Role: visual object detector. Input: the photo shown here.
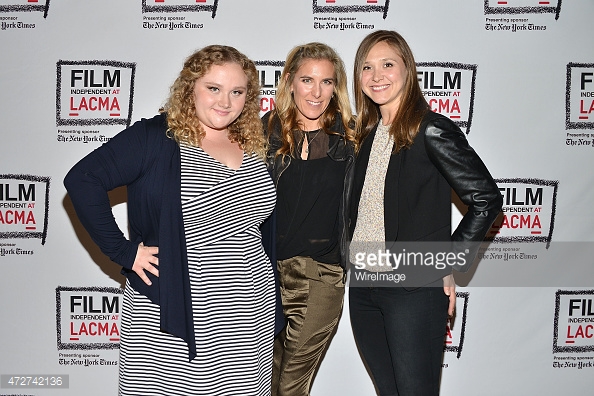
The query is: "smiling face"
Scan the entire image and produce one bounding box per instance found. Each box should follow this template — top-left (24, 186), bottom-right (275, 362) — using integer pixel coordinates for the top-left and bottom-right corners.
top-left (289, 58), bottom-right (336, 131)
top-left (360, 40), bottom-right (408, 124)
top-left (192, 62), bottom-right (248, 135)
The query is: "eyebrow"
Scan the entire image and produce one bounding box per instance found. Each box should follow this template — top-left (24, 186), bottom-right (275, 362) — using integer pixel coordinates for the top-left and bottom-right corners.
top-left (297, 74), bottom-right (335, 81)
top-left (365, 57), bottom-right (398, 63)
top-left (201, 80), bottom-right (247, 90)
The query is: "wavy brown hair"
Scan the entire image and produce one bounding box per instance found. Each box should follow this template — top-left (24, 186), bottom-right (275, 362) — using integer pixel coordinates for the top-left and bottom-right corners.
top-left (353, 30), bottom-right (429, 153)
top-left (269, 42), bottom-right (354, 158)
top-left (163, 45), bottom-right (266, 158)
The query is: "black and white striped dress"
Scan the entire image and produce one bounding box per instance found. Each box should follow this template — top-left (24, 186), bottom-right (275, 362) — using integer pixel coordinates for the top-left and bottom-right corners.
top-left (118, 145), bottom-right (276, 396)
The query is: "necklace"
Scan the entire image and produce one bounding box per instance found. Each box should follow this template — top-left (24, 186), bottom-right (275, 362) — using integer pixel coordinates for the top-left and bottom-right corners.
top-left (303, 129), bottom-right (322, 155)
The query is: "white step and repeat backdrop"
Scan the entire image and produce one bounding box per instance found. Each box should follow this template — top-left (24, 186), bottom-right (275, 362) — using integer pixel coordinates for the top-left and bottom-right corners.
top-left (1, 1), bottom-right (594, 395)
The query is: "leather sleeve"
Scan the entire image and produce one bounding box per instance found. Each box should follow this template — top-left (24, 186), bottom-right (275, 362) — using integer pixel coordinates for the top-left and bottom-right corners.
top-left (424, 115), bottom-right (503, 271)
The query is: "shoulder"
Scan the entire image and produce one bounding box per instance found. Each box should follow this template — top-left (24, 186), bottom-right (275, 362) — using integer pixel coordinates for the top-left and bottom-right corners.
top-left (122, 113), bottom-right (171, 144)
top-left (331, 112), bottom-right (348, 136)
top-left (421, 111), bottom-right (466, 145)
top-left (261, 111), bottom-right (280, 134)
top-left (262, 111), bottom-right (281, 134)
top-left (105, 113), bottom-right (176, 161)
top-left (261, 110), bottom-right (272, 126)
top-left (334, 114), bottom-right (356, 155)
top-left (134, 113), bottom-right (168, 136)
top-left (262, 111), bottom-right (282, 149)
top-left (422, 110), bottom-right (457, 130)
top-left (357, 121), bottom-right (379, 151)
top-left (419, 111), bottom-right (480, 170)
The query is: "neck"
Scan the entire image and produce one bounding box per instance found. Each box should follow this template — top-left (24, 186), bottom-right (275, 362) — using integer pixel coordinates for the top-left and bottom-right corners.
top-left (379, 101), bottom-right (399, 126)
top-left (298, 119), bottom-right (322, 132)
top-left (203, 129), bottom-right (230, 143)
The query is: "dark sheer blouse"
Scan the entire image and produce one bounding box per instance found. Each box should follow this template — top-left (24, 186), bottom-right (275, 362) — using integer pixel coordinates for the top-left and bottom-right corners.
top-left (276, 130), bottom-right (346, 264)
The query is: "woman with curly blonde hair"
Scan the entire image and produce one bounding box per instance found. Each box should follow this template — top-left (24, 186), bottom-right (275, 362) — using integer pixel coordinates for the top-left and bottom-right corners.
top-left (65, 45), bottom-right (278, 395)
top-left (165, 45), bottom-right (267, 159)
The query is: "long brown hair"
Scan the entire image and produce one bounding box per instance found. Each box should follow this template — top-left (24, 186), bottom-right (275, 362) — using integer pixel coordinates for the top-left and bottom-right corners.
top-left (163, 45), bottom-right (266, 159)
top-left (270, 42), bottom-right (354, 158)
top-left (353, 30), bottom-right (428, 153)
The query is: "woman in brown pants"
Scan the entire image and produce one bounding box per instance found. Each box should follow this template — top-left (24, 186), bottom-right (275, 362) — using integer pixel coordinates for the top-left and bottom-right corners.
top-left (262, 42), bottom-right (355, 396)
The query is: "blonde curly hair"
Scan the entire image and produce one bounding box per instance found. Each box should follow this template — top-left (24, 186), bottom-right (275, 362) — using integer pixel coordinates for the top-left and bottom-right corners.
top-left (163, 45), bottom-right (266, 159)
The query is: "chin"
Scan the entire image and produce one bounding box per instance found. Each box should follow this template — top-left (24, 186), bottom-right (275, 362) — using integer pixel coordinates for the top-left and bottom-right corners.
top-left (306, 113), bottom-right (324, 121)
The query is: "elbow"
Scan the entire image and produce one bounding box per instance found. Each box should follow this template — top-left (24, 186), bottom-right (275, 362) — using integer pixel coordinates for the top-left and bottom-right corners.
top-left (63, 167), bottom-right (80, 194)
top-left (474, 186), bottom-right (503, 214)
top-left (469, 189), bottom-right (503, 228)
top-left (486, 189), bottom-right (503, 214)
top-left (63, 169), bottom-right (74, 193)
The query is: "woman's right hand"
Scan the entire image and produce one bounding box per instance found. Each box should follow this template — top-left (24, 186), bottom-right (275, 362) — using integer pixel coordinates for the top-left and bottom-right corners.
top-left (132, 242), bottom-right (159, 285)
top-left (442, 273), bottom-right (456, 318)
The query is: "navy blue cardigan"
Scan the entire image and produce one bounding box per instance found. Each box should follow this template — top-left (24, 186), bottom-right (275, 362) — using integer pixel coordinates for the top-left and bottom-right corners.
top-left (65, 113), bottom-right (284, 360)
top-left (65, 113), bottom-right (197, 359)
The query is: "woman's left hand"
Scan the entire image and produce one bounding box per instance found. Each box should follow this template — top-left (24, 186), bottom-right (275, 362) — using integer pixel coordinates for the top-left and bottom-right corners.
top-left (442, 273), bottom-right (456, 317)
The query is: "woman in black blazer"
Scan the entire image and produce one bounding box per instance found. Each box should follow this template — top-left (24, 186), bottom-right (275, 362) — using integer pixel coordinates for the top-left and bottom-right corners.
top-left (348, 30), bottom-right (502, 395)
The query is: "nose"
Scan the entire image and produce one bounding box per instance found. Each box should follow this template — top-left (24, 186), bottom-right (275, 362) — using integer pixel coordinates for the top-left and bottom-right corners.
top-left (219, 94), bottom-right (231, 108)
top-left (312, 84), bottom-right (322, 98)
top-left (372, 68), bottom-right (383, 82)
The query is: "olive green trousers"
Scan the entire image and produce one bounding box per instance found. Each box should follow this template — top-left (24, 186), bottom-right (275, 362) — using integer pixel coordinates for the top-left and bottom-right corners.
top-left (271, 256), bottom-right (345, 396)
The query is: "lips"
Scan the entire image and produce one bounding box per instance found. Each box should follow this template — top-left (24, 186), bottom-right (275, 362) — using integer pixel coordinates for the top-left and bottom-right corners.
top-left (213, 109), bottom-right (231, 116)
top-left (370, 84), bottom-right (390, 92)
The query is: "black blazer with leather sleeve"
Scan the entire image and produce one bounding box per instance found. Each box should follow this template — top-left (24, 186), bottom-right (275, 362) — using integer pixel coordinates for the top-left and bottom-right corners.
top-left (349, 111), bottom-right (503, 279)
